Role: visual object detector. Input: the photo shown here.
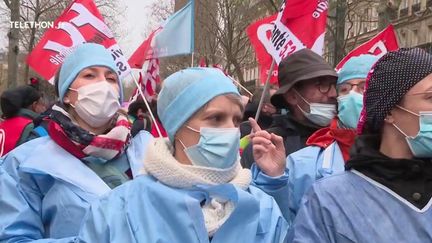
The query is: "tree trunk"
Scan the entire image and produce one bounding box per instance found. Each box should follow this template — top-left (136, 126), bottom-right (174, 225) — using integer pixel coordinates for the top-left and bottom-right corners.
top-left (378, 0), bottom-right (401, 30)
top-left (23, 30), bottom-right (35, 83)
top-left (24, 0), bottom-right (42, 84)
top-left (334, 0), bottom-right (347, 65)
top-left (7, 0), bottom-right (20, 88)
top-left (232, 58), bottom-right (245, 85)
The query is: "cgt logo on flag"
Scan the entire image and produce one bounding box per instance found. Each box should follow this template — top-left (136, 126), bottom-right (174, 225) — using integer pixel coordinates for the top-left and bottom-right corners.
top-left (27, 0), bottom-right (131, 83)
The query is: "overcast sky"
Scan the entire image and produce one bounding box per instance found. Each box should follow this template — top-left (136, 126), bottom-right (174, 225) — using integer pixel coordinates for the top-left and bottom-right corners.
top-left (117, 0), bottom-right (161, 57)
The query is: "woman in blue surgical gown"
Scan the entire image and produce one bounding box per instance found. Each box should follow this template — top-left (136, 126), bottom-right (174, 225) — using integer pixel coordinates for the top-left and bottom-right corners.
top-left (0, 43), bottom-right (152, 242)
top-left (76, 67), bottom-right (290, 243)
top-left (288, 48), bottom-right (432, 242)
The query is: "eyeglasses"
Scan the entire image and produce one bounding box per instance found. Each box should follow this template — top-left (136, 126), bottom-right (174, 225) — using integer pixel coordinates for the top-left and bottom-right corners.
top-left (314, 80), bottom-right (336, 94)
top-left (337, 81), bottom-right (366, 95)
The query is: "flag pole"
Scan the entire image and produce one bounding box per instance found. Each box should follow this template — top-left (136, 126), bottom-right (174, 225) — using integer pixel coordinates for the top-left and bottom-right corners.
top-left (129, 71), bottom-right (163, 137)
top-left (228, 75), bottom-right (253, 97)
top-left (255, 59), bottom-right (275, 121)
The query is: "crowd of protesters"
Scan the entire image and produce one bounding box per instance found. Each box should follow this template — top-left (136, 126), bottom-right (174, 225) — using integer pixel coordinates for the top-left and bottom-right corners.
top-left (0, 43), bottom-right (431, 242)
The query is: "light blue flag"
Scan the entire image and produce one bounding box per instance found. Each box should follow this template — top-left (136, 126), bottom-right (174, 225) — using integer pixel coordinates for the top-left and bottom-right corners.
top-left (153, 0), bottom-right (194, 58)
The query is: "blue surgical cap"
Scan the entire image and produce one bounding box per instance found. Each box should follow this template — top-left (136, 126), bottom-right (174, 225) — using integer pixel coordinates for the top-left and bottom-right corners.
top-left (337, 54), bottom-right (379, 85)
top-left (157, 67), bottom-right (240, 142)
top-left (57, 43), bottom-right (123, 102)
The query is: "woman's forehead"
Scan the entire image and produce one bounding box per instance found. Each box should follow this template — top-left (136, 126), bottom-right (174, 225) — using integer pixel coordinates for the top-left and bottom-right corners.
top-left (207, 95), bottom-right (241, 108)
top-left (406, 73), bottom-right (432, 95)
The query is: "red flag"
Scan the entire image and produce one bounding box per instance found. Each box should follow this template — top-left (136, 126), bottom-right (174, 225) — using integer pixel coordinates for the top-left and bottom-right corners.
top-left (264, 0), bottom-right (328, 64)
top-left (129, 58), bottom-right (160, 103)
top-left (336, 25), bottom-right (399, 71)
top-left (247, 14), bottom-right (278, 85)
top-left (144, 58), bottom-right (160, 98)
top-left (26, 0), bottom-right (131, 83)
top-left (198, 57), bottom-right (207, 67)
top-left (128, 29), bottom-right (159, 69)
top-left (279, 0), bottom-right (317, 20)
top-left (128, 1), bottom-right (194, 67)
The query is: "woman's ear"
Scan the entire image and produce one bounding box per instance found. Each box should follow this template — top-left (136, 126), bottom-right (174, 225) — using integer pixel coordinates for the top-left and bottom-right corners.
top-left (384, 111), bottom-right (394, 124)
top-left (31, 101), bottom-right (39, 111)
top-left (63, 95), bottom-right (71, 105)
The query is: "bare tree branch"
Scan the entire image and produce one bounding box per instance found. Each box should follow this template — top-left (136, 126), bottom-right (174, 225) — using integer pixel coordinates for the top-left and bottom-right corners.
top-left (3, 0), bottom-right (10, 9)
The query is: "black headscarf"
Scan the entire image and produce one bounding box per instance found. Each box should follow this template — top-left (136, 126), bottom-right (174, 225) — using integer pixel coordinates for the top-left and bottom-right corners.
top-left (358, 48), bottom-right (432, 134)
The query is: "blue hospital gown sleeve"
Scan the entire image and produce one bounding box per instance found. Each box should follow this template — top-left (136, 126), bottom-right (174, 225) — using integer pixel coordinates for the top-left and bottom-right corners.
top-left (251, 163), bottom-right (291, 221)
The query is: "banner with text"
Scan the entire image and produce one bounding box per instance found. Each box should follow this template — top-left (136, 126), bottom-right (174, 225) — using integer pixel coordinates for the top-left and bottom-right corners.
top-left (264, 0), bottom-right (328, 64)
top-left (27, 0), bottom-right (131, 83)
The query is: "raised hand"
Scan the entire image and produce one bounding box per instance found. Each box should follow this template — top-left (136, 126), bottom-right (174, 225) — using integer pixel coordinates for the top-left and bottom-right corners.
top-left (249, 117), bottom-right (286, 177)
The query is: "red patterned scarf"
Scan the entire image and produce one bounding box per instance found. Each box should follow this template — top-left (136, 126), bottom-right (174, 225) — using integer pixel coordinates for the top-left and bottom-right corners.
top-left (47, 104), bottom-right (131, 161)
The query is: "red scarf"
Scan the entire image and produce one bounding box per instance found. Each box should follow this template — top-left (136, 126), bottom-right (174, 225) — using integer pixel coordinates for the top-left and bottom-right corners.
top-left (48, 105), bottom-right (131, 161)
top-left (306, 118), bottom-right (357, 162)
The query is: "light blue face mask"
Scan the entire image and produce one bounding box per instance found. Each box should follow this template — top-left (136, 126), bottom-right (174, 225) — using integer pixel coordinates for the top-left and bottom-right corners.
top-left (181, 126), bottom-right (240, 169)
top-left (337, 90), bottom-right (364, 129)
top-left (393, 106), bottom-right (432, 158)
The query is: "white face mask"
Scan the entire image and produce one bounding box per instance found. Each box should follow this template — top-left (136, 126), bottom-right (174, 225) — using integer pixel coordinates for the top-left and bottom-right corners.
top-left (295, 90), bottom-right (336, 127)
top-left (69, 81), bottom-right (120, 127)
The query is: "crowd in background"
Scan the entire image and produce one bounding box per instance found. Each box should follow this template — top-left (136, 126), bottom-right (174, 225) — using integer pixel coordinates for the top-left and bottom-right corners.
top-left (0, 43), bottom-right (432, 242)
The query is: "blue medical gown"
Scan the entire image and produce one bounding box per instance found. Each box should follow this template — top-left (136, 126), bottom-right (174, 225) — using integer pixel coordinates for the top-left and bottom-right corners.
top-left (288, 171), bottom-right (432, 242)
top-left (76, 174), bottom-right (289, 243)
top-left (0, 131), bottom-right (152, 242)
top-left (286, 142), bottom-right (345, 221)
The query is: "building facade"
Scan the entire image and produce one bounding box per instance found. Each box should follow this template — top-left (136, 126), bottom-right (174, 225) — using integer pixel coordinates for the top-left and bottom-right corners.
top-left (339, 0), bottom-right (432, 63)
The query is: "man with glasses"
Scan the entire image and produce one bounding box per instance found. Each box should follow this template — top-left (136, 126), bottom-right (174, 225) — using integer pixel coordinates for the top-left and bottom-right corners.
top-left (284, 54), bottom-right (379, 221)
top-left (241, 48), bottom-right (338, 169)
